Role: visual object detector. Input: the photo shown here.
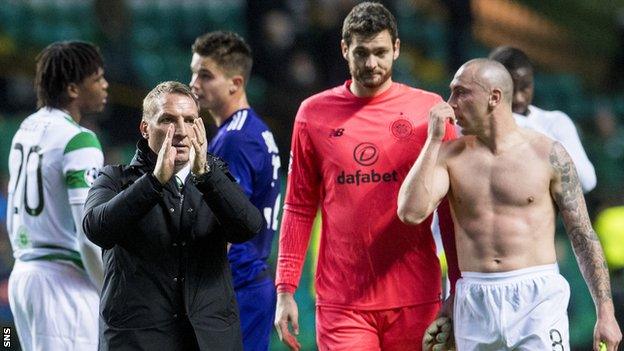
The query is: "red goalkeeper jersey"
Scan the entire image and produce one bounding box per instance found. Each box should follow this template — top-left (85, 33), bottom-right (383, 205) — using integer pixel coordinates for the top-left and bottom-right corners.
top-left (277, 81), bottom-right (457, 309)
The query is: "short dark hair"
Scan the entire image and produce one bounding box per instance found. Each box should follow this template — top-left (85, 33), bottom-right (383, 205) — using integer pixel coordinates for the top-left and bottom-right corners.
top-left (342, 2), bottom-right (398, 46)
top-left (192, 31), bottom-right (253, 84)
top-left (488, 46), bottom-right (533, 74)
top-left (34, 41), bottom-right (104, 109)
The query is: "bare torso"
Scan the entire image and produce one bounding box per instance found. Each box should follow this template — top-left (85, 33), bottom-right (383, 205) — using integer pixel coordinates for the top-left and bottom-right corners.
top-left (444, 129), bottom-right (558, 272)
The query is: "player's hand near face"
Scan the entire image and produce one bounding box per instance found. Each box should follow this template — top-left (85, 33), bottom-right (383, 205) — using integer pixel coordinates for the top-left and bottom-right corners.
top-left (275, 292), bottom-right (301, 351)
top-left (428, 102), bottom-right (456, 141)
top-left (153, 125), bottom-right (177, 185)
top-left (190, 117), bottom-right (208, 176)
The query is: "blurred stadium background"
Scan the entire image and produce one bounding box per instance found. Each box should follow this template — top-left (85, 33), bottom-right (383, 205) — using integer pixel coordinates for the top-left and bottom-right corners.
top-left (0, 0), bottom-right (623, 350)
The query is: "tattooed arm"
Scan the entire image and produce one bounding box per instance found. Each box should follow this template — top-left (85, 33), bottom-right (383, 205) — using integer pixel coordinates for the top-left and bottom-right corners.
top-left (549, 141), bottom-right (622, 351)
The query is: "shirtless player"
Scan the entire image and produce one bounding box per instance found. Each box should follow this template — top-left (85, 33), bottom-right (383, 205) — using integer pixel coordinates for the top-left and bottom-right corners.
top-left (398, 59), bottom-right (621, 351)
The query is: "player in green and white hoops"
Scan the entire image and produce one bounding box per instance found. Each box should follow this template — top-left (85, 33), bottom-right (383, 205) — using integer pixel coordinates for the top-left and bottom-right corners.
top-left (6, 41), bottom-right (108, 351)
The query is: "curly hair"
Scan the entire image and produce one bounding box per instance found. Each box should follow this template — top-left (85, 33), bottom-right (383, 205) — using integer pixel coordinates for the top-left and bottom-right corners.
top-left (342, 2), bottom-right (398, 46)
top-left (192, 31), bottom-right (253, 83)
top-left (34, 41), bottom-right (103, 109)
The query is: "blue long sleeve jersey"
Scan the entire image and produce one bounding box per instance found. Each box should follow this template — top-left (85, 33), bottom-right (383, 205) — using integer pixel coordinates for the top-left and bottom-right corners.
top-left (208, 108), bottom-right (281, 288)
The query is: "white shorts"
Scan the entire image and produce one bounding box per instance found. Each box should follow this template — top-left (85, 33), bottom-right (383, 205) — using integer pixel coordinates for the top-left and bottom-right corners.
top-left (454, 264), bottom-right (570, 351)
top-left (9, 260), bottom-right (99, 351)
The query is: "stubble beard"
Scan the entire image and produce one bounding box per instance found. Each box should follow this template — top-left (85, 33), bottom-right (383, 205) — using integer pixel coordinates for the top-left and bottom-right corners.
top-left (198, 98), bottom-right (212, 112)
top-left (356, 67), bottom-right (392, 89)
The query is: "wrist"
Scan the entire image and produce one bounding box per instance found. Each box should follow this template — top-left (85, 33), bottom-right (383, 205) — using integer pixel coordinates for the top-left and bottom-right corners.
top-left (193, 162), bottom-right (211, 177)
top-left (151, 172), bottom-right (167, 185)
top-left (277, 292), bottom-right (294, 299)
top-left (596, 301), bottom-right (615, 318)
top-left (276, 283), bottom-right (296, 295)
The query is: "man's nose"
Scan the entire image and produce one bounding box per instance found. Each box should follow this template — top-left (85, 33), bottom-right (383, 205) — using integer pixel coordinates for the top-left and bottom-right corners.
top-left (365, 55), bottom-right (377, 69)
top-left (447, 95), bottom-right (456, 107)
top-left (190, 74), bottom-right (198, 90)
top-left (174, 119), bottom-right (188, 136)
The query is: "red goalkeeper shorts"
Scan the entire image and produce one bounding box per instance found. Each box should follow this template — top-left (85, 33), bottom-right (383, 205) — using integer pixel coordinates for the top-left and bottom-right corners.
top-left (316, 300), bottom-right (440, 351)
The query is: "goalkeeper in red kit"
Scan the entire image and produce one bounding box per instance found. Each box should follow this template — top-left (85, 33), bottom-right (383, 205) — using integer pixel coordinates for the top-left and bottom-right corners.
top-left (273, 2), bottom-right (459, 350)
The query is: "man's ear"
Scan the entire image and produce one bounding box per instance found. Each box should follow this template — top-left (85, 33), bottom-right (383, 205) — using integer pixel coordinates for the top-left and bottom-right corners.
top-left (139, 119), bottom-right (149, 139)
top-left (393, 39), bottom-right (401, 60)
top-left (67, 82), bottom-right (79, 99)
top-left (229, 75), bottom-right (245, 95)
top-left (341, 39), bottom-right (349, 60)
top-left (489, 88), bottom-right (502, 108)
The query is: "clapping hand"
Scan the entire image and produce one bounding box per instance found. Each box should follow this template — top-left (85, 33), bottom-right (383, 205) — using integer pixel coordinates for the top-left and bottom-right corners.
top-left (153, 125), bottom-right (177, 185)
top-left (189, 117), bottom-right (208, 176)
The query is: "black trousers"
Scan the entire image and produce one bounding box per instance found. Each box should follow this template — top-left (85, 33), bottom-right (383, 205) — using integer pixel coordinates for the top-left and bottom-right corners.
top-left (99, 316), bottom-right (242, 351)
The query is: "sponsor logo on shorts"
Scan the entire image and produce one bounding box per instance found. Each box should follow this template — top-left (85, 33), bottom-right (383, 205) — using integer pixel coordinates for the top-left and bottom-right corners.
top-left (17, 226), bottom-right (30, 249)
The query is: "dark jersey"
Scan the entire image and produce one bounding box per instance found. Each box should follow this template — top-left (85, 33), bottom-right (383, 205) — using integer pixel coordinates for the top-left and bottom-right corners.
top-left (209, 108), bottom-right (281, 288)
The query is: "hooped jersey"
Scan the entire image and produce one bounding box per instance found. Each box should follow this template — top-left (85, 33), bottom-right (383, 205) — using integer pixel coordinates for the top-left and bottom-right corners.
top-left (6, 107), bottom-right (103, 267)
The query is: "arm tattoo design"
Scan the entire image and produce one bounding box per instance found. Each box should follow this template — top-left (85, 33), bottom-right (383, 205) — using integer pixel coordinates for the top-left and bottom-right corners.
top-left (549, 142), bottom-right (612, 304)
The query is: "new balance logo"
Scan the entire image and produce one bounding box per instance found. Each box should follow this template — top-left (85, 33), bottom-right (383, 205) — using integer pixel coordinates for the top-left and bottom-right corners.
top-left (329, 128), bottom-right (345, 137)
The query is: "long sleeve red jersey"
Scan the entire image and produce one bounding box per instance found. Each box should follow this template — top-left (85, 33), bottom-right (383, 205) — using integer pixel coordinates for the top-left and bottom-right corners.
top-left (277, 81), bottom-right (457, 309)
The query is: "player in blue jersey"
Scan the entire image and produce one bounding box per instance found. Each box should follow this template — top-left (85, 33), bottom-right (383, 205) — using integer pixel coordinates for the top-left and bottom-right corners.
top-left (190, 31), bottom-right (281, 351)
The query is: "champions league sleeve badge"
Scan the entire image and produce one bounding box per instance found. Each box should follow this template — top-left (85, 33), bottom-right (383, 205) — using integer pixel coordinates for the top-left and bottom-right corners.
top-left (84, 167), bottom-right (99, 187)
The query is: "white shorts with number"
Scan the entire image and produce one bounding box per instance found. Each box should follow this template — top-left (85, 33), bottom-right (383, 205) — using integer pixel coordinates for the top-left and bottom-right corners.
top-left (8, 260), bottom-right (99, 351)
top-left (454, 263), bottom-right (570, 351)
